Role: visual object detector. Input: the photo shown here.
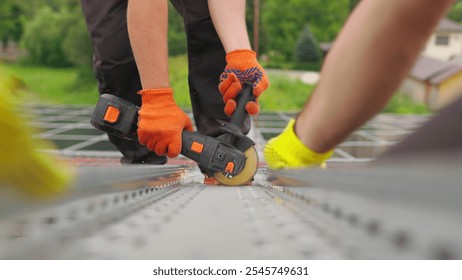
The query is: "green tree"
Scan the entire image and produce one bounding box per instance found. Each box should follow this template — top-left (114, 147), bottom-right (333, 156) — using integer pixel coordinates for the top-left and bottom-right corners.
top-left (262, 0), bottom-right (350, 63)
top-left (21, 5), bottom-right (92, 68)
top-left (62, 21), bottom-right (92, 67)
top-left (62, 11), bottom-right (94, 87)
top-left (17, 0), bottom-right (80, 17)
top-left (294, 24), bottom-right (320, 64)
top-left (448, 2), bottom-right (462, 23)
top-left (0, 0), bottom-right (24, 48)
top-left (20, 7), bottom-right (75, 67)
top-left (0, 0), bottom-right (78, 49)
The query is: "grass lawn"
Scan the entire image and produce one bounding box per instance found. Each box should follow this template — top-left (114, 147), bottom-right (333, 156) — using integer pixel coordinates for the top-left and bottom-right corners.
top-left (0, 56), bottom-right (315, 111)
top-left (0, 56), bottom-right (194, 107)
top-left (262, 75), bottom-right (313, 110)
top-left (1, 56), bottom-right (429, 114)
top-left (0, 64), bottom-right (98, 104)
top-left (383, 92), bottom-right (430, 114)
top-left (1, 63), bottom-right (99, 105)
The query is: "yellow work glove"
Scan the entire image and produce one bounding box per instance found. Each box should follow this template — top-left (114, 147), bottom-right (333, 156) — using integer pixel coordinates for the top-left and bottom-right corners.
top-left (0, 91), bottom-right (74, 198)
top-left (264, 119), bottom-right (333, 169)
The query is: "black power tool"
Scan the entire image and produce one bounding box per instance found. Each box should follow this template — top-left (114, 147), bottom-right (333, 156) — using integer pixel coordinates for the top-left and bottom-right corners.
top-left (90, 83), bottom-right (258, 185)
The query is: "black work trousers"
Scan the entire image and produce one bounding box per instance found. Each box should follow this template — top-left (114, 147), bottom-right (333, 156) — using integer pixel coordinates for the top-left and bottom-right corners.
top-left (80, 0), bottom-right (250, 163)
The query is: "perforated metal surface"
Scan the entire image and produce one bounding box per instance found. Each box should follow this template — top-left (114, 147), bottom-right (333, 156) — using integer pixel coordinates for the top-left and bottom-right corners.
top-left (268, 152), bottom-right (462, 260)
top-left (0, 168), bottom-right (373, 259)
top-left (2, 156), bottom-right (462, 260)
top-left (0, 165), bottom-right (191, 259)
top-left (3, 105), bottom-right (459, 260)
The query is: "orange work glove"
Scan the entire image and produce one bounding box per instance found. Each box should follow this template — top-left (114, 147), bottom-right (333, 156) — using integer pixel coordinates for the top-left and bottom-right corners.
top-left (219, 49), bottom-right (269, 116)
top-left (137, 88), bottom-right (193, 158)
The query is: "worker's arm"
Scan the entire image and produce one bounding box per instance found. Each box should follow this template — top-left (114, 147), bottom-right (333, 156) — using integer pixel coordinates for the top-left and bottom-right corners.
top-left (264, 0), bottom-right (454, 169)
top-left (208, 0), bottom-right (250, 53)
top-left (127, 0), bottom-right (169, 88)
top-left (297, 0), bottom-right (453, 153)
top-left (208, 0), bottom-right (269, 116)
top-left (127, 0), bottom-right (192, 158)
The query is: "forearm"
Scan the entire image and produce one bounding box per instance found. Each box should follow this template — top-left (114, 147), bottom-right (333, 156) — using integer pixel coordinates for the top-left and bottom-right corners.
top-left (296, 0), bottom-right (453, 153)
top-left (208, 0), bottom-right (251, 52)
top-left (127, 0), bottom-right (169, 88)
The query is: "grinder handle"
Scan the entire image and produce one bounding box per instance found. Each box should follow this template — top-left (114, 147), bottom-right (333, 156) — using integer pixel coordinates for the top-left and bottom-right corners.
top-left (229, 82), bottom-right (255, 127)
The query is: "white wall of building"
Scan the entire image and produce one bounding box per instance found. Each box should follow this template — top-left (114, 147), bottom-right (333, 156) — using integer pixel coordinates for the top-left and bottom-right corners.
top-left (423, 32), bottom-right (462, 61)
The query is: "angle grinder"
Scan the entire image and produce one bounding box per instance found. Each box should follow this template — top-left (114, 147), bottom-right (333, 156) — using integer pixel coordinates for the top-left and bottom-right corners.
top-left (90, 83), bottom-right (258, 185)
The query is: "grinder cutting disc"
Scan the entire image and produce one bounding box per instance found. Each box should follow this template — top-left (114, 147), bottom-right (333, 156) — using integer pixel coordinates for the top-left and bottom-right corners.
top-left (213, 146), bottom-right (258, 186)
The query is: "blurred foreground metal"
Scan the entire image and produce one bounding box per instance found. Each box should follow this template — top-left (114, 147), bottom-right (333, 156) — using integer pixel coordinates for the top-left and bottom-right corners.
top-left (1, 102), bottom-right (461, 259)
top-left (1, 150), bottom-right (461, 260)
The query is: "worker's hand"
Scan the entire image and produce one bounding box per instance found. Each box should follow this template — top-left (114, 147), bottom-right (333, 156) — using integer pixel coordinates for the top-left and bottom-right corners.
top-left (137, 88), bottom-right (193, 158)
top-left (264, 119), bottom-right (333, 169)
top-left (219, 49), bottom-right (269, 116)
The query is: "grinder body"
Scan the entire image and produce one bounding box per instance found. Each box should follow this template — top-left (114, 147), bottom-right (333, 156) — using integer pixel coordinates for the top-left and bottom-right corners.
top-left (91, 84), bottom-right (258, 183)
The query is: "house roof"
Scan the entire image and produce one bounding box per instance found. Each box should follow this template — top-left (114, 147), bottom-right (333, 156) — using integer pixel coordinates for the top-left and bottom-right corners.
top-left (430, 66), bottom-right (462, 84)
top-left (436, 18), bottom-right (462, 33)
top-left (411, 56), bottom-right (451, 80)
top-left (410, 56), bottom-right (462, 85)
top-left (450, 55), bottom-right (462, 65)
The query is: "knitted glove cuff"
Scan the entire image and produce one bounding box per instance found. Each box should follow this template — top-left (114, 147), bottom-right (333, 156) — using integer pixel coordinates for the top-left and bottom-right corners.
top-left (265, 119), bottom-right (333, 169)
top-left (283, 119), bottom-right (333, 164)
top-left (138, 88), bottom-right (176, 107)
top-left (225, 49), bottom-right (257, 68)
